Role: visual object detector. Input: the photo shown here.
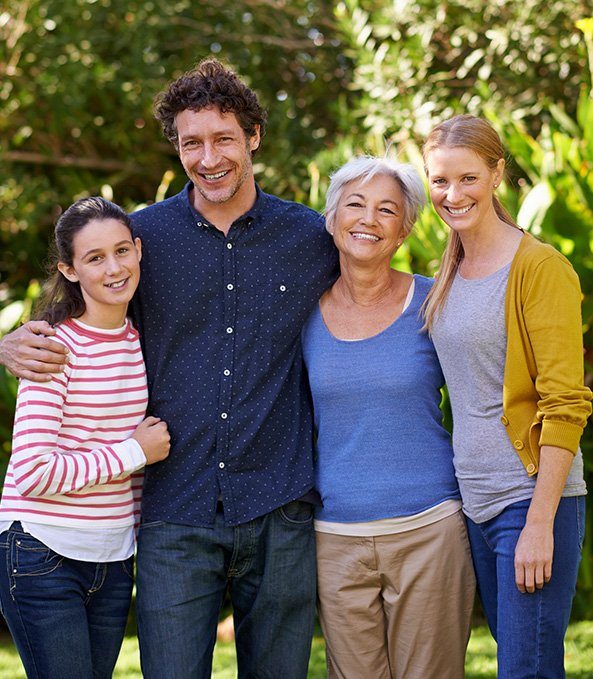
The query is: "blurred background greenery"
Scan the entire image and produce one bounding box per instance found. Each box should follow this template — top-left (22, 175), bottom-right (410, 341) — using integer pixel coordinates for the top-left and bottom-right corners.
top-left (1, 0), bottom-right (592, 615)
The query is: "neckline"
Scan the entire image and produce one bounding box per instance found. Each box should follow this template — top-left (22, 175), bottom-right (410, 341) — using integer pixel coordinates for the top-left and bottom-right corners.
top-left (65, 317), bottom-right (133, 342)
top-left (456, 260), bottom-right (511, 283)
top-left (318, 275), bottom-right (418, 343)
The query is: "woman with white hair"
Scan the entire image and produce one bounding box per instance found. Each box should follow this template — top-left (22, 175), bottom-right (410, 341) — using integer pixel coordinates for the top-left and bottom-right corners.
top-left (301, 156), bottom-right (475, 679)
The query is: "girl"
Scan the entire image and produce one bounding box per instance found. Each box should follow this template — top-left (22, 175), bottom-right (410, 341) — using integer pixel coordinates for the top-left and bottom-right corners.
top-left (0, 197), bottom-right (170, 679)
top-left (423, 115), bottom-right (591, 678)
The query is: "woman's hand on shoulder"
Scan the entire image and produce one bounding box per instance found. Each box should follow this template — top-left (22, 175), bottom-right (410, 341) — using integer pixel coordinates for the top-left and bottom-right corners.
top-left (132, 416), bottom-right (171, 464)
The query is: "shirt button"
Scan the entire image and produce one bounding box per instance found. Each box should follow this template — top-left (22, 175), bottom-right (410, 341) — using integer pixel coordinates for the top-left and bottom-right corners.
top-left (513, 440), bottom-right (524, 450)
top-left (226, 327), bottom-right (233, 334)
top-left (226, 243), bottom-right (233, 249)
top-left (500, 416), bottom-right (509, 426)
top-left (526, 463), bottom-right (536, 474)
top-left (197, 221), bottom-right (203, 227)
top-left (221, 412), bottom-right (228, 419)
top-left (223, 369), bottom-right (231, 376)
top-left (227, 284), bottom-right (234, 290)
top-left (279, 285), bottom-right (286, 292)
top-left (219, 462), bottom-right (225, 469)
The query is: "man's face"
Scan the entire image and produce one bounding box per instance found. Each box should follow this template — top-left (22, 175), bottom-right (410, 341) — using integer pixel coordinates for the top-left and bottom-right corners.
top-left (176, 107), bottom-right (260, 208)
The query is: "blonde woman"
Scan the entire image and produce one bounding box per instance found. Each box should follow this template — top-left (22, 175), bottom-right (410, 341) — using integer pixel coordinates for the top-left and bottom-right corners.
top-left (423, 114), bottom-right (591, 678)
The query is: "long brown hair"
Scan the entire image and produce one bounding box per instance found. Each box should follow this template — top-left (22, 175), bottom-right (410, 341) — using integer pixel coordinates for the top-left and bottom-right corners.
top-left (422, 115), bottom-right (519, 332)
top-left (34, 197), bottom-right (132, 326)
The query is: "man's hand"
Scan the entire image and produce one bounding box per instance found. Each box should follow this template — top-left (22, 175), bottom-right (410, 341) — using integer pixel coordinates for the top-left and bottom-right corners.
top-left (514, 520), bottom-right (554, 593)
top-left (0, 321), bottom-right (68, 382)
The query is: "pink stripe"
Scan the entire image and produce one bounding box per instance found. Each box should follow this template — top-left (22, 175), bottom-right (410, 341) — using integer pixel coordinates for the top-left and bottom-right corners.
top-left (1, 494), bottom-right (135, 509)
top-left (18, 400), bottom-right (62, 410)
top-left (14, 414), bottom-right (61, 426)
top-left (55, 410), bottom-right (146, 422)
top-left (68, 359), bottom-right (145, 371)
top-left (67, 385), bottom-right (147, 396)
top-left (107, 446), bottom-right (124, 475)
top-left (60, 423), bottom-right (140, 434)
top-left (68, 371), bottom-right (146, 383)
top-left (64, 398), bottom-right (147, 409)
top-left (56, 460), bottom-right (69, 494)
top-left (82, 455), bottom-right (90, 487)
top-left (19, 385), bottom-right (63, 398)
top-left (0, 507), bottom-right (137, 520)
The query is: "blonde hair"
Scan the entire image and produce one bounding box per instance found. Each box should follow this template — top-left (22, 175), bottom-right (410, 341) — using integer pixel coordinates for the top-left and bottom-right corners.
top-left (422, 115), bottom-right (519, 332)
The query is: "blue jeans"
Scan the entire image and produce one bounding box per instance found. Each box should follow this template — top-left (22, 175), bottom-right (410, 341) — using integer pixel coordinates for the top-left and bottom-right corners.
top-left (466, 496), bottom-right (585, 679)
top-left (0, 522), bottom-right (133, 679)
top-left (136, 501), bottom-right (317, 679)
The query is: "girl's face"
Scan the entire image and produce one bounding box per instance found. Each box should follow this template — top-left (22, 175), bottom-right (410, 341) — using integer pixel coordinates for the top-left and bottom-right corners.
top-left (58, 218), bottom-right (141, 328)
top-left (424, 145), bottom-right (504, 236)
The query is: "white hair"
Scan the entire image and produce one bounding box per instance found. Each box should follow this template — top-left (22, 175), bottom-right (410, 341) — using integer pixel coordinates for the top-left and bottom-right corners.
top-left (324, 156), bottom-right (427, 236)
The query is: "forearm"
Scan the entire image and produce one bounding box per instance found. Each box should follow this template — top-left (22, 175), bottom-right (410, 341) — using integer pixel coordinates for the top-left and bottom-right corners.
top-left (526, 445), bottom-right (574, 526)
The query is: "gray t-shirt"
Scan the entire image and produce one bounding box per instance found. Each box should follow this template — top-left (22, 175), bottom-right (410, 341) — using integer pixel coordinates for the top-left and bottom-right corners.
top-left (432, 263), bottom-right (586, 523)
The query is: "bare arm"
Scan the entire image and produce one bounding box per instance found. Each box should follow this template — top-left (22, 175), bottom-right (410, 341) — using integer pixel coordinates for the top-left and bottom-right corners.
top-left (0, 321), bottom-right (68, 382)
top-left (514, 445), bottom-right (574, 593)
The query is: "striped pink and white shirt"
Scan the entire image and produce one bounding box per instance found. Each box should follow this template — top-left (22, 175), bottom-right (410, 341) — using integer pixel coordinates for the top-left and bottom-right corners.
top-left (0, 318), bottom-right (147, 533)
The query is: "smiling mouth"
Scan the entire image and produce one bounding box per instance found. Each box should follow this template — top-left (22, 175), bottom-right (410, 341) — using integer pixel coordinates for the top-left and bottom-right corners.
top-left (445, 204), bottom-right (473, 216)
top-left (105, 278), bottom-right (128, 289)
top-left (351, 232), bottom-right (380, 242)
top-left (202, 170), bottom-right (230, 181)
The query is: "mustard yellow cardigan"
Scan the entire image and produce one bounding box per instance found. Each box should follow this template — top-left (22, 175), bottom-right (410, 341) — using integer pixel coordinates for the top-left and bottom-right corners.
top-left (502, 232), bottom-right (592, 476)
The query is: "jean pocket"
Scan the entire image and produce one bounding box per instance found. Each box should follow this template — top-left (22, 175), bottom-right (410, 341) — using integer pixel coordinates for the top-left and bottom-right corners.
top-left (278, 501), bottom-right (313, 526)
top-left (10, 532), bottom-right (63, 577)
top-left (121, 555), bottom-right (135, 580)
top-left (138, 520), bottom-right (165, 531)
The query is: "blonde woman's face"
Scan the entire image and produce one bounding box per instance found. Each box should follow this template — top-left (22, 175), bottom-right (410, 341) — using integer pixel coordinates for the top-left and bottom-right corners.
top-left (425, 146), bottom-right (504, 235)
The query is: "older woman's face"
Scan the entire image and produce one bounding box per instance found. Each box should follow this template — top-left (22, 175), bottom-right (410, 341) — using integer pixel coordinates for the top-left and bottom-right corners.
top-left (331, 173), bottom-right (405, 264)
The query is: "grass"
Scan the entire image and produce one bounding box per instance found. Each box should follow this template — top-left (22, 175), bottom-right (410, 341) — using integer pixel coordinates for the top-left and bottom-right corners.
top-left (1, 623), bottom-right (593, 677)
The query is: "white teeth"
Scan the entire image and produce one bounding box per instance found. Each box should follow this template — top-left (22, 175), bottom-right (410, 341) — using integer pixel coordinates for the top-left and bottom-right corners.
top-left (204, 170), bottom-right (228, 180)
top-left (352, 232), bottom-right (379, 242)
top-left (447, 205), bottom-right (472, 215)
top-left (107, 280), bottom-right (126, 289)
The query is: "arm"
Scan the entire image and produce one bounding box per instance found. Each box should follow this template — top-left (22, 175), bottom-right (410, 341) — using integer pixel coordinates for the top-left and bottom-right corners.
top-left (0, 322), bottom-right (68, 382)
top-left (514, 254), bottom-right (591, 592)
top-left (11, 377), bottom-right (169, 497)
top-left (514, 445), bottom-right (573, 593)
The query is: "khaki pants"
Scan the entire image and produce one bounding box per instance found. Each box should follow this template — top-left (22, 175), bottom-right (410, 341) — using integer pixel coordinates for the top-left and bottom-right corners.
top-left (316, 511), bottom-right (475, 679)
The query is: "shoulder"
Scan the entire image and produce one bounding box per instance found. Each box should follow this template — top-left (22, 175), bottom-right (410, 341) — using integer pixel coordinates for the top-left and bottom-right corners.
top-left (130, 189), bottom-right (188, 235)
top-left (260, 191), bottom-right (325, 232)
top-left (511, 233), bottom-right (578, 288)
top-left (412, 274), bottom-right (435, 299)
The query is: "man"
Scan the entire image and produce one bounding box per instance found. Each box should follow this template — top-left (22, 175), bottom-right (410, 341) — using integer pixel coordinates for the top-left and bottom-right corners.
top-left (0, 59), bottom-right (338, 678)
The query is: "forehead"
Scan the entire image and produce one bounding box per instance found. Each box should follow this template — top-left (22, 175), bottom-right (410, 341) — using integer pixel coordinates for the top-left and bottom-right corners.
top-left (425, 146), bottom-right (488, 175)
top-left (175, 107), bottom-right (243, 139)
top-left (72, 218), bottom-right (131, 254)
top-left (341, 173), bottom-right (403, 201)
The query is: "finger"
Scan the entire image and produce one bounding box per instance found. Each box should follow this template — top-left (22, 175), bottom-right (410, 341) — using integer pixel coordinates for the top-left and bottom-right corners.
top-left (27, 320), bottom-right (57, 336)
top-left (524, 564), bottom-right (536, 594)
top-left (534, 563), bottom-right (546, 590)
top-left (143, 416), bottom-right (161, 425)
top-left (18, 370), bottom-right (53, 383)
top-left (29, 337), bottom-right (69, 356)
top-left (544, 560), bottom-right (552, 583)
top-left (21, 357), bottom-right (66, 374)
top-left (515, 562), bottom-right (526, 594)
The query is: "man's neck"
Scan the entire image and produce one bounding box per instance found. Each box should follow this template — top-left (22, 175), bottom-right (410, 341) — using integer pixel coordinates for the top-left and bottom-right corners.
top-left (190, 182), bottom-right (257, 236)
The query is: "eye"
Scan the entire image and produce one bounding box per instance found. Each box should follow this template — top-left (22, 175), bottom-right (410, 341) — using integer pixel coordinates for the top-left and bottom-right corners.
top-left (117, 247), bottom-right (130, 255)
top-left (345, 201), bottom-right (363, 208)
top-left (462, 175), bottom-right (477, 182)
top-left (88, 255), bottom-right (102, 263)
top-left (218, 136), bottom-right (233, 143)
top-left (431, 178), bottom-right (446, 186)
top-left (380, 207), bottom-right (396, 215)
top-left (182, 140), bottom-right (198, 149)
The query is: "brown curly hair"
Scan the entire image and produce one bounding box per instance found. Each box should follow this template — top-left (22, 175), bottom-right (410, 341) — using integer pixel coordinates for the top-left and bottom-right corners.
top-left (154, 58), bottom-right (267, 153)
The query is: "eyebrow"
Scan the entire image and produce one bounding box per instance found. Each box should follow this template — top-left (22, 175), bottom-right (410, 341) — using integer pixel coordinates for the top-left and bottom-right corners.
top-left (81, 239), bottom-right (133, 259)
top-left (179, 129), bottom-right (237, 142)
top-left (345, 192), bottom-right (399, 205)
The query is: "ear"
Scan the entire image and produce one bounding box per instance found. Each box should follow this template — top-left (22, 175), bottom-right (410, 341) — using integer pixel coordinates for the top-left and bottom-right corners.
top-left (57, 262), bottom-right (79, 283)
top-left (249, 125), bottom-right (261, 153)
top-left (494, 158), bottom-right (505, 187)
top-left (134, 237), bottom-right (142, 262)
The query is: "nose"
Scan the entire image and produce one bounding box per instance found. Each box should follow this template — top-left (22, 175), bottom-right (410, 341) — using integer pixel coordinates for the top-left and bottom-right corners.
top-left (200, 141), bottom-right (220, 169)
top-left (360, 205), bottom-right (375, 225)
top-left (105, 255), bottom-right (123, 276)
top-left (446, 183), bottom-right (463, 204)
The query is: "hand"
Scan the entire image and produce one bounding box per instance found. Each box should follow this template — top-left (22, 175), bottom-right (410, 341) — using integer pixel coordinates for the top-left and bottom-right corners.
top-left (0, 321), bottom-right (67, 382)
top-left (131, 416), bottom-right (171, 464)
top-left (514, 520), bottom-right (554, 593)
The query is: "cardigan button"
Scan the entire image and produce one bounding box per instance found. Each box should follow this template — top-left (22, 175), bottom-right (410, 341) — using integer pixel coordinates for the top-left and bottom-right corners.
top-left (500, 416), bottom-right (509, 426)
top-left (526, 463), bottom-right (536, 474)
top-left (513, 440), bottom-right (524, 450)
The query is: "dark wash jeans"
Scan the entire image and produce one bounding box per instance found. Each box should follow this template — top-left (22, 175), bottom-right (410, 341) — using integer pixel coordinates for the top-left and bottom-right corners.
top-left (0, 522), bottom-right (133, 679)
top-left (467, 496), bottom-right (585, 679)
top-left (136, 500), bottom-right (317, 679)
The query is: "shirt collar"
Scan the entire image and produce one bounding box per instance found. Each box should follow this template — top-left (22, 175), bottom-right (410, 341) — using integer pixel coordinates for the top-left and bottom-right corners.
top-left (181, 181), bottom-right (268, 229)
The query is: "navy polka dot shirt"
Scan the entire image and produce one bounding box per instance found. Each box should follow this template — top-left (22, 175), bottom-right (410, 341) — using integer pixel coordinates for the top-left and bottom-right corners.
top-left (131, 183), bottom-right (338, 526)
